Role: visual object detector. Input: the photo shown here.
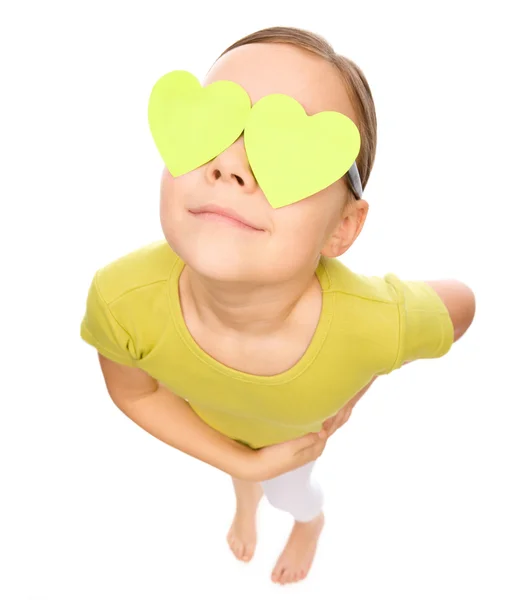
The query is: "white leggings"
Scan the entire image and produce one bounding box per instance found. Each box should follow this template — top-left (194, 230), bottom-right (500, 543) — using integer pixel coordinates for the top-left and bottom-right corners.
top-left (259, 461), bottom-right (324, 522)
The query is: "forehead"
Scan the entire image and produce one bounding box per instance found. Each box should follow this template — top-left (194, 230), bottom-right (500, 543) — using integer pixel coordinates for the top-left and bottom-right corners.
top-left (203, 43), bottom-right (357, 122)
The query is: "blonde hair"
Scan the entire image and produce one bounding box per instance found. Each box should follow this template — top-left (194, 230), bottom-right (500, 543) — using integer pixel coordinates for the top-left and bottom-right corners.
top-left (216, 26), bottom-right (378, 209)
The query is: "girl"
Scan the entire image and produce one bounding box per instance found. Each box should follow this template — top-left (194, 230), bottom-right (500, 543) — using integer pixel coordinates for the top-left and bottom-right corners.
top-left (80, 26), bottom-right (475, 586)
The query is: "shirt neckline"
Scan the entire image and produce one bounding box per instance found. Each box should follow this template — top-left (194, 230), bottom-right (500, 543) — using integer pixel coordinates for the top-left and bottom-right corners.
top-left (167, 255), bottom-right (334, 385)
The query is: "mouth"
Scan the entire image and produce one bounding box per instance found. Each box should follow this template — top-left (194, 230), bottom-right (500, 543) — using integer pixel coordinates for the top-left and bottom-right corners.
top-left (189, 204), bottom-right (264, 232)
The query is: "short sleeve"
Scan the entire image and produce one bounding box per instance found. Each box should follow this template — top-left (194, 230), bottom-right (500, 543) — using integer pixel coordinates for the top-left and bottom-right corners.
top-left (385, 273), bottom-right (455, 372)
top-left (80, 272), bottom-right (138, 367)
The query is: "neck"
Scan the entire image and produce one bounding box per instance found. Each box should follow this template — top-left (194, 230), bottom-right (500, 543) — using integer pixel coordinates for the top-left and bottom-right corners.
top-left (181, 259), bottom-right (322, 338)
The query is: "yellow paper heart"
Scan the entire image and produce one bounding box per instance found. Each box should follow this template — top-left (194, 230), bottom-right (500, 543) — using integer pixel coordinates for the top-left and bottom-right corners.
top-left (148, 70), bottom-right (251, 177)
top-left (244, 94), bottom-right (361, 208)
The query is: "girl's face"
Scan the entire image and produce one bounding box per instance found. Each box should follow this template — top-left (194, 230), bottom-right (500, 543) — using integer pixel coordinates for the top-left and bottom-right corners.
top-left (160, 42), bottom-right (367, 284)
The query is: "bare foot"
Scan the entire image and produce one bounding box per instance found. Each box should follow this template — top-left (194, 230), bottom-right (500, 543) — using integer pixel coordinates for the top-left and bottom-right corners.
top-left (226, 478), bottom-right (263, 562)
top-left (271, 512), bottom-right (325, 584)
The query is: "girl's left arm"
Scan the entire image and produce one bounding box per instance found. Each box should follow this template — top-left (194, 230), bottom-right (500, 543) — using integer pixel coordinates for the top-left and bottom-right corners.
top-left (422, 279), bottom-right (476, 341)
top-left (323, 280), bottom-right (476, 437)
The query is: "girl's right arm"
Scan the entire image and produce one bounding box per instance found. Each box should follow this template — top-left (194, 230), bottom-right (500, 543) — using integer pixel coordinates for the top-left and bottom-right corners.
top-left (98, 353), bottom-right (255, 479)
top-left (98, 353), bottom-right (327, 481)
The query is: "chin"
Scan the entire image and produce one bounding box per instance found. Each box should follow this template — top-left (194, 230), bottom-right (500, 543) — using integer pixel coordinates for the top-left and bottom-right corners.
top-left (185, 241), bottom-right (267, 282)
top-left (193, 249), bottom-right (251, 279)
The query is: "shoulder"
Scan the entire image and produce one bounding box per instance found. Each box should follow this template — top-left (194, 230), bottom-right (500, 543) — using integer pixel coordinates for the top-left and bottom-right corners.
top-left (94, 239), bottom-right (180, 304)
top-left (322, 257), bottom-right (398, 304)
top-left (84, 240), bottom-right (181, 362)
top-left (319, 258), bottom-right (403, 377)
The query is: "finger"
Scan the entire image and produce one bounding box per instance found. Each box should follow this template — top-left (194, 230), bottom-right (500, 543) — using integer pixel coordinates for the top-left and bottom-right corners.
top-left (313, 440), bottom-right (327, 459)
top-left (340, 409), bottom-right (352, 426)
top-left (296, 431), bottom-right (325, 450)
top-left (293, 449), bottom-right (315, 469)
top-left (335, 409), bottom-right (351, 427)
top-left (300, 439), bottom-right (327, 463)
top-left (324, 424), bottom-right (335, 435)
top-left (323, 417), bottom-right (335, 430)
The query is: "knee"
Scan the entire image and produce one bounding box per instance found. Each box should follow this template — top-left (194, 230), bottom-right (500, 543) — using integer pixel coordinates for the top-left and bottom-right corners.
top-left (264, 491), bottom-right (292, 513)
top-left (263, 482), bottom-right (323, 515)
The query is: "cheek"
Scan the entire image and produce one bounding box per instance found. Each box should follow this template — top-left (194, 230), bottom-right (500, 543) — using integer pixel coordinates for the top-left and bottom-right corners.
top-left (279, 198), bottom-right (331, 235)
top-left (159, 173), bottom-right (200, 231)
top-left (159, 187), bottom-right (172, 225)
top-left (159, 176), bottom-right (180, 228)
top-left (162, 170), bottom-right (201, 204)
top-left (272, 210), bottom-right (324, 258)
top-left (305, 189), bottom-right (343, 233)
top-left (159, 166), bottom-right (175, 196)
top-left (159, 172), bottom-right (184, 213)
top-left (159, 197), bottom-right (173, 236)
top-left (160, 168), bottom-right (173, 200)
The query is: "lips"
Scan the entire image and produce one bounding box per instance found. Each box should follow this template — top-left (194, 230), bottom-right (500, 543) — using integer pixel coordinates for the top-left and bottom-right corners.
top-left (189, 203), bottom-right (262, 230)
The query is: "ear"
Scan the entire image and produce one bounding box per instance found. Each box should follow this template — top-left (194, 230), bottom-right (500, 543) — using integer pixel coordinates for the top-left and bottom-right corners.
top-left (321, 199), bottom-right (369, 258)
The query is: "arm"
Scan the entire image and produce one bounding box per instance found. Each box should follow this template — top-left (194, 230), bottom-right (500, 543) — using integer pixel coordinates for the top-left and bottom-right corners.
top-left (97, 353), bottom-right (327, 481)
top-left (422, 279), bottom-right (476, 341)
top-left (83, 276), bottom-right (325, 479)
top-left (356, 281), bottom-right (475, 386)
top-left (325, 279), bottom-right (476, 435)
top-left (342, 358), bottom-right (417, 410)
top-left (98, 353), bottom-right (254, 479)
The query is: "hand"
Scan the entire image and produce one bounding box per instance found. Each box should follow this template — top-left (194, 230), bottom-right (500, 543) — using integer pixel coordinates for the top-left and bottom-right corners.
top-left (322, 400), bottom-right (355, 438)
top-left (244, 429), bottom-right (329, 482)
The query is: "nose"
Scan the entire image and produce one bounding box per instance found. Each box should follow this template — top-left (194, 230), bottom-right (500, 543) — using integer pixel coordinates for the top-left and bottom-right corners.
top-left (204, 137), bottom-right (258, 193)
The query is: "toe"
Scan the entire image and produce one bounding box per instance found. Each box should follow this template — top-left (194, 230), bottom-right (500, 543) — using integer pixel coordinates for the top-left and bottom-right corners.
top-left (231, 539), bottom-right (240, 557)
top-left (279, 568), bottom-right (290, 584)
top-left (243, 543), bottom-right (255, 561)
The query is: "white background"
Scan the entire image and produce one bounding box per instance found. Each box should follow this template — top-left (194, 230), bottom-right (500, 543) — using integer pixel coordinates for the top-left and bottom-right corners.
top-left (1, 1), bottom-right (512, 598)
